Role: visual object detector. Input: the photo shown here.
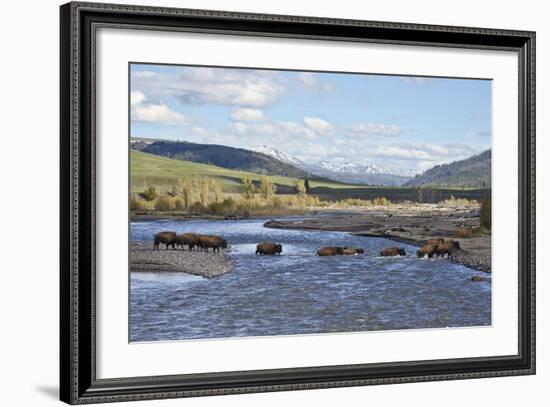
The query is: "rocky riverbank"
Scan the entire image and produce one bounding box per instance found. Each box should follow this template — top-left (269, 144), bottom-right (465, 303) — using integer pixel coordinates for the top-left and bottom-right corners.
top-left (264, 204), bottom-right (491, 273)
top-left (130, 242), bottom-right (233, 278)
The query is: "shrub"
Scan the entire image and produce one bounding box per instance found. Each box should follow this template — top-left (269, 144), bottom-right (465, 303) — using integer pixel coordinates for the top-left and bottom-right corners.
top-left (241, 176), bottom-right (256, 199)
top-left (189, 201), bottom-right (208, 214)
top-left (173, 198), bottom-right (185, 211)
top-left (154, 196), bottom-right (173, 211)
top-left (480, 197), bottom-right (491, 230)
top-left (129, 195), bottom-right (145, 211)
top-left (208, 201), bottom-right (224, 215)
top-left (454, 227), bottom-right (473, 238)
top-left (372, 197), bottom-right (391, 206)
top-left (259, 176), bottom-right (276, 199)
top-left (140, 186), bottom-right (157, 201)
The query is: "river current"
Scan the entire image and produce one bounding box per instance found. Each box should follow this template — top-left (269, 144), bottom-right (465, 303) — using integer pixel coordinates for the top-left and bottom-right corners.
top-left (130, 216), bottom-right (490, 342)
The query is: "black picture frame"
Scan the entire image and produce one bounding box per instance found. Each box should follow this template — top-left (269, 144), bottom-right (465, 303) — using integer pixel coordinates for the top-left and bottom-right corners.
top-left (60, 2), bottom-right (536, 404)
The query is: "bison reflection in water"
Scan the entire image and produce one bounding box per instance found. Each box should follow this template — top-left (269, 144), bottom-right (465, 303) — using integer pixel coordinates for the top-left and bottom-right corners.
top-left (256, 242), bottom-right (283, 255)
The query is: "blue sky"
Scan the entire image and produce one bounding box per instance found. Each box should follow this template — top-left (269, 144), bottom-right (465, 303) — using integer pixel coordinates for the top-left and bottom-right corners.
top-left (130, 63), bottom-right (491, 173)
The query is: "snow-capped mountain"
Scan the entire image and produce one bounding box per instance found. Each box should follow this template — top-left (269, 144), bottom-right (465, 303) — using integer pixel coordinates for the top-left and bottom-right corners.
top-left (251, 145), bottom-right (304, 166)
top-left (317, 161), bottom-right (418, 177)
top-left (249, 145), bottom-right (417, 186)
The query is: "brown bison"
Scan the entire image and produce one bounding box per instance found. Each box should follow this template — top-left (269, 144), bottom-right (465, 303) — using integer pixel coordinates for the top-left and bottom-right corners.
top-left (175, 233), bottom-right (200, 251)
top-left (317, 246), bottom-right (344, 256)
top-left (198, 235), bottom-right (228, 253)
top-left (154, 231), bottom-right (177, 250)
top-left (342, 247), bottom-right (365, 255)
top-left (434, 240), bottom-right (461, 257)
top-left (426, 238), bottom-right (445, 246)
top-left (416, 244), bottom-right (437, 258)
top-left (380, 247), bottom-right (406, 257)
top-left (256, 242), bottom-right (283, 255)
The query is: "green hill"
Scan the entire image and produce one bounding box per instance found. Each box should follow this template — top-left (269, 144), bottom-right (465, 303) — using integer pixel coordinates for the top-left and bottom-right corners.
top-left (132, 139), bottom-right (310, 179)
top-left (130, 150), bottom-right (367, 194)
top-left (404, 150), bottom-right (491, 188)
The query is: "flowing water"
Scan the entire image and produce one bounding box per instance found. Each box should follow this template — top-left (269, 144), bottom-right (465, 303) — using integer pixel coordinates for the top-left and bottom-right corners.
top-left (130, 216), bottom-right (491, 342)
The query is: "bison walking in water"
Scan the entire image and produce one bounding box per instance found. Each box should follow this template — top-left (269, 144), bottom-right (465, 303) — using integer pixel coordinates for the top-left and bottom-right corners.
top-left (317, 246), bottom-right (345, 256)
top-left (417, 244), bottom-right (437, 258)
top-left (434, 240), bottom-right (461, 257)
top-left (175, 233), bottom-right (200, 251)
top-left (198, 235), bottom-right (228, 253)
top-left (256, 242), bottom-right (283, 255)
top-left (154, 231), bottom-right (177, 250)
top-left (342, 247), bottom-right (365, 255)
top-left (417, 239), bottom-right (461, 258)
top-left (380, 247), bottom-right (406, 257)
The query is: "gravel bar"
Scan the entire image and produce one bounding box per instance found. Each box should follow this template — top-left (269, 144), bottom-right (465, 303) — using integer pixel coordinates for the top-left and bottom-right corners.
top-left (130, 242), bottom-right (233, 278)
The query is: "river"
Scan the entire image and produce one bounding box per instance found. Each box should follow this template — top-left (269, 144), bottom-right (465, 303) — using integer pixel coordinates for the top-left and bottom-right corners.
top-left (130, 216), bottom-right (491, 342)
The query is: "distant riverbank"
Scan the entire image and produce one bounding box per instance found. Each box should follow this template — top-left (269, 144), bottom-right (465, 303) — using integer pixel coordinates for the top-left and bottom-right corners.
top-left (264, 204), bottom-right (491, 273)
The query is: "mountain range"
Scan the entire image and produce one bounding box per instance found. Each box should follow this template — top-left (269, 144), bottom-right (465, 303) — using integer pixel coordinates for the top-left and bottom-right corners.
top-left (252, 145), bottom-right (416, 186)
top-left (404, 149), bottom-right (491, 188)
top-left (131, 138), bottom-right (491, 188)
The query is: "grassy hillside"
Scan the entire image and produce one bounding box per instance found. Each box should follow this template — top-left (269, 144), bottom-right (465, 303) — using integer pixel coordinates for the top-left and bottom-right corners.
top-left (133, 140), bottom-right (310, 179)
top-left (131, 150), bottom-right (368, 194)
top-left (405, 150), bottom-right (491, 188)
top-left (131, 151), bottom-right (490, 203)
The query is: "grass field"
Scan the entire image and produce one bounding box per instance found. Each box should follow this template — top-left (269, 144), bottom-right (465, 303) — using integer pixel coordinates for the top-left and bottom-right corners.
top-left (130, 150), bottom-right (369, 194)
top-left (131, 150), bottom-right (491, 203)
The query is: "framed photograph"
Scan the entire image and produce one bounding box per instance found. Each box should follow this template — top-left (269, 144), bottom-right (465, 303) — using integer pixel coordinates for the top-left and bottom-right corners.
top-left (60, 1), bottom-right (535, 404)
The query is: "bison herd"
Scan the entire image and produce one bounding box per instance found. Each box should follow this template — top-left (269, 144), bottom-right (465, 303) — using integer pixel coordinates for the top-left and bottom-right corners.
top-left (154, 231), bottom-right (227, 253)
top-left (153, 230), bottom-right (461, 260)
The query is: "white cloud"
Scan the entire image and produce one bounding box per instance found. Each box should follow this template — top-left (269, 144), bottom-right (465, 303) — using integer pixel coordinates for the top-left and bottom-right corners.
top-left (297, 72), bottom-right (334, 92)
top-left (132, 102), bottom-right (187, 126)
top-left (133, 67), bottom-right (287, 108)
top-left (130, 90), bottom-right (146, 106)
top-left (304, 117), bottom-right (334, 134)
top-left (131, 89), bottom-right (188, 126)
top-left (229, 120), bottom-right (318, 141)
top-left (297, 73), bottom-right (317, 89)
top-left (361, 143), bottom-right (484, 165)
top-left (132, 71), bottom-right (156, 79)
top-left (350, 123), bottom-right (401, 137)
top-left (230, 108), bottom-right (267, 122)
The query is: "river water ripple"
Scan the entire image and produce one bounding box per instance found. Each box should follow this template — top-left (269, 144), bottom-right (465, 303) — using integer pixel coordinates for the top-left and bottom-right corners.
top-left (130, 217), bottom-right (490, 342)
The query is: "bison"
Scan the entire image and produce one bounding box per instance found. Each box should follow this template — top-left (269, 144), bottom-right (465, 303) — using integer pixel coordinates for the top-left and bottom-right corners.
top-left (426, 238), bottom-right (445, 246)
top-left (380, 247), bottom-right (406, 257)
top-left (416, 244), bottom-right (437, 258)
top-left (342, 247), bottom-right (365, 255)
top-left (434, 240), bottom-right (461, 257)
top-left (256, 242), bottom-right (283, 255)
top-left (154, 231), bottom-right (177, 250)
top-left (317, 246), bottom-right (344, 256)
top-left (198, 235), bottom-right (228, 253)
top-left (175, 233), bottom-right (200, 251)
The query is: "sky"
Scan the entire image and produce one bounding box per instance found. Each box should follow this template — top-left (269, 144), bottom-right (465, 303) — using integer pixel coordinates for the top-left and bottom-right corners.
top-left (130, 63), bottom-right (491, 173)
